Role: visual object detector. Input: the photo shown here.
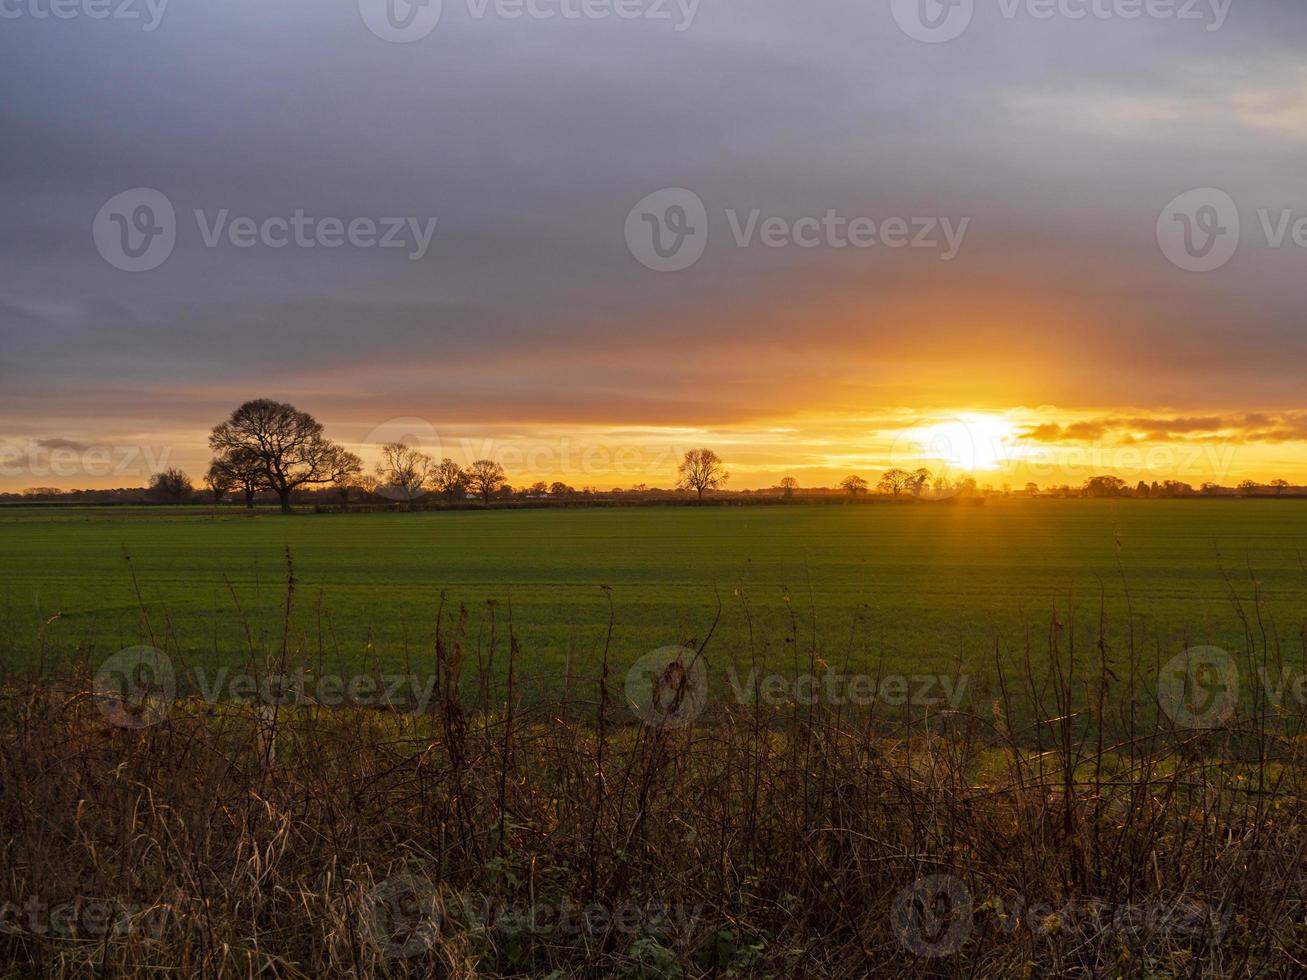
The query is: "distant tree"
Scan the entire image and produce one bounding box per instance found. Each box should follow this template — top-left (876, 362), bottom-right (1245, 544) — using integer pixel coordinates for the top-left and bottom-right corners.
top-left (877, 469), bottom-right (912, 496)
top-left (1083, 475), bottom-right (1129, 498)
top-left (549, 481), bottom-right (574, 497)
top-left (1026, 482), bottom-right (1040, 496)
top-left (779, 476), bottom-right (799, 499)
top-left (466, 459), bottom-right (507, 503)
top-left (953, 476), bottom-right (978, 497)
top-left (1271, 478), bottom-right (1290, 495)
top-left (841, 474), bottom-right (870, 496)
top-left (1160, 480), bottom-right (1194, 498)
top-left (150, 467), bottom-right (193, 504)
top-left (908, 468), bottom-right (932, 496)
top-left (204, 461), bottom-right (233, 503)
top-left (527, 481), bottom-right (549, 496)
top-left (1201, 482), bottom-right (1223, 495)
top-left (1135, 481), bottom-right (1149, 498)
top-left (375, 442), bottom-right (433, 508)
top-left (209, 399), bottom-right (360, 514)
top-left (333, 473), bottom-right (365, 506)
top-left (1237, 480), bottom-right (1261, 496)
top-left (208, 447), bottom-right (265, 509)
top-left (677, 448), bottom-right (728, 502)
top-left (428, 458), bottom-right (466, 501)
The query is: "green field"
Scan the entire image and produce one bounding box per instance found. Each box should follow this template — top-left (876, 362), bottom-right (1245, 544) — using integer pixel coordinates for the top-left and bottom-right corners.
top-left (3, 501), bottom-right (1306, 703)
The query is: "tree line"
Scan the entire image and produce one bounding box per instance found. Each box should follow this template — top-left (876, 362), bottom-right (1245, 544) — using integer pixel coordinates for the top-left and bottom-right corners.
top-left (9, 399), bottom-right (1301, 507)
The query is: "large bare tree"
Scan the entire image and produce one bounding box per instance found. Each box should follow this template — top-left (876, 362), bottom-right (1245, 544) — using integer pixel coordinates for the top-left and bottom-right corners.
top-left (209, 399), bottom-right (360, 513)
top-left (465, 459), bottom-right (506, 503)
top-left (677, 448), bottom-right (728, 502)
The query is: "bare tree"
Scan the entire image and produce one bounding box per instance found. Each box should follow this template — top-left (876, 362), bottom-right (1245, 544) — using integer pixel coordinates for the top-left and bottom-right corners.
top-left (375, 442), bottom-right (433, 509)
top-left (150, 467), bottom-right (193, 504)
top-left (877, 469), bottom-right (911, 495)
top-left (1271, 478), bottom-right (1290, 496)
top-left (1083, 475), bottom-right (1129, 498)
top-left (208, 447), bottom-right (266, 509)
top-left (907, 467), bottom-right (932, 496)
top-left (427, 458), bottom-right (466, 501)
top-left (209, 399), bottom-right (361, 514)
top-left (677, 448), bottom-right (728, 502)
top-left (840, 474), bottom-right (869, 496)
top-left (466, 459), bottom-right (506, 503)
top-left (779, 476), bottom-right (799, 499)
top-left (204, 461), bottom-right (233, 504)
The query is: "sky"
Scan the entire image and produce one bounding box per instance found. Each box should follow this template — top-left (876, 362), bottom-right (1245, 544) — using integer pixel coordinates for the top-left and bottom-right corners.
top-left (3, 0), bottom-right (1307, 491)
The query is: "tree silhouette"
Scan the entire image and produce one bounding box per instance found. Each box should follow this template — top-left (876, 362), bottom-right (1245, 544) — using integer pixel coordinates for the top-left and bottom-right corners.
top-left (466, 459), bottom-right (506, 503)
top-left (209, 399), bottom-right (360, 514)
top-left (677, 449), bottom-right (728, 502)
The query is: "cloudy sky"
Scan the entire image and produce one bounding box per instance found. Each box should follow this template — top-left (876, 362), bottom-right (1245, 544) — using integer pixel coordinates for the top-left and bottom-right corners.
top-left (3, 0), bottom-right (1306, 490)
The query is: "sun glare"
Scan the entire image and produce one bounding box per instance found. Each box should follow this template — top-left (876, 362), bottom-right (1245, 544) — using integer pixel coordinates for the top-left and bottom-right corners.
top-left (900, 414), bottom-right (1020, 473)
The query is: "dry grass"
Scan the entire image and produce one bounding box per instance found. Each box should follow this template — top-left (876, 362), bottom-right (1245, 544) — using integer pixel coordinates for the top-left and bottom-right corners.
top-left (3, 571), bottom-right (1307, 977)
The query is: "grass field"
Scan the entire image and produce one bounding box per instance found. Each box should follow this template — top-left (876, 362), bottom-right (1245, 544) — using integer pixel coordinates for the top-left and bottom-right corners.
top-left (3, 500), bottom-right (1307, 704)
top-left (7, 501), bottom-right (1307, 977)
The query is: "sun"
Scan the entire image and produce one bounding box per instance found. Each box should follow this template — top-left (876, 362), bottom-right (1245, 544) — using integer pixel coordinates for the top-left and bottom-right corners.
top-left (899, 413), bottom-right (1020, 473)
